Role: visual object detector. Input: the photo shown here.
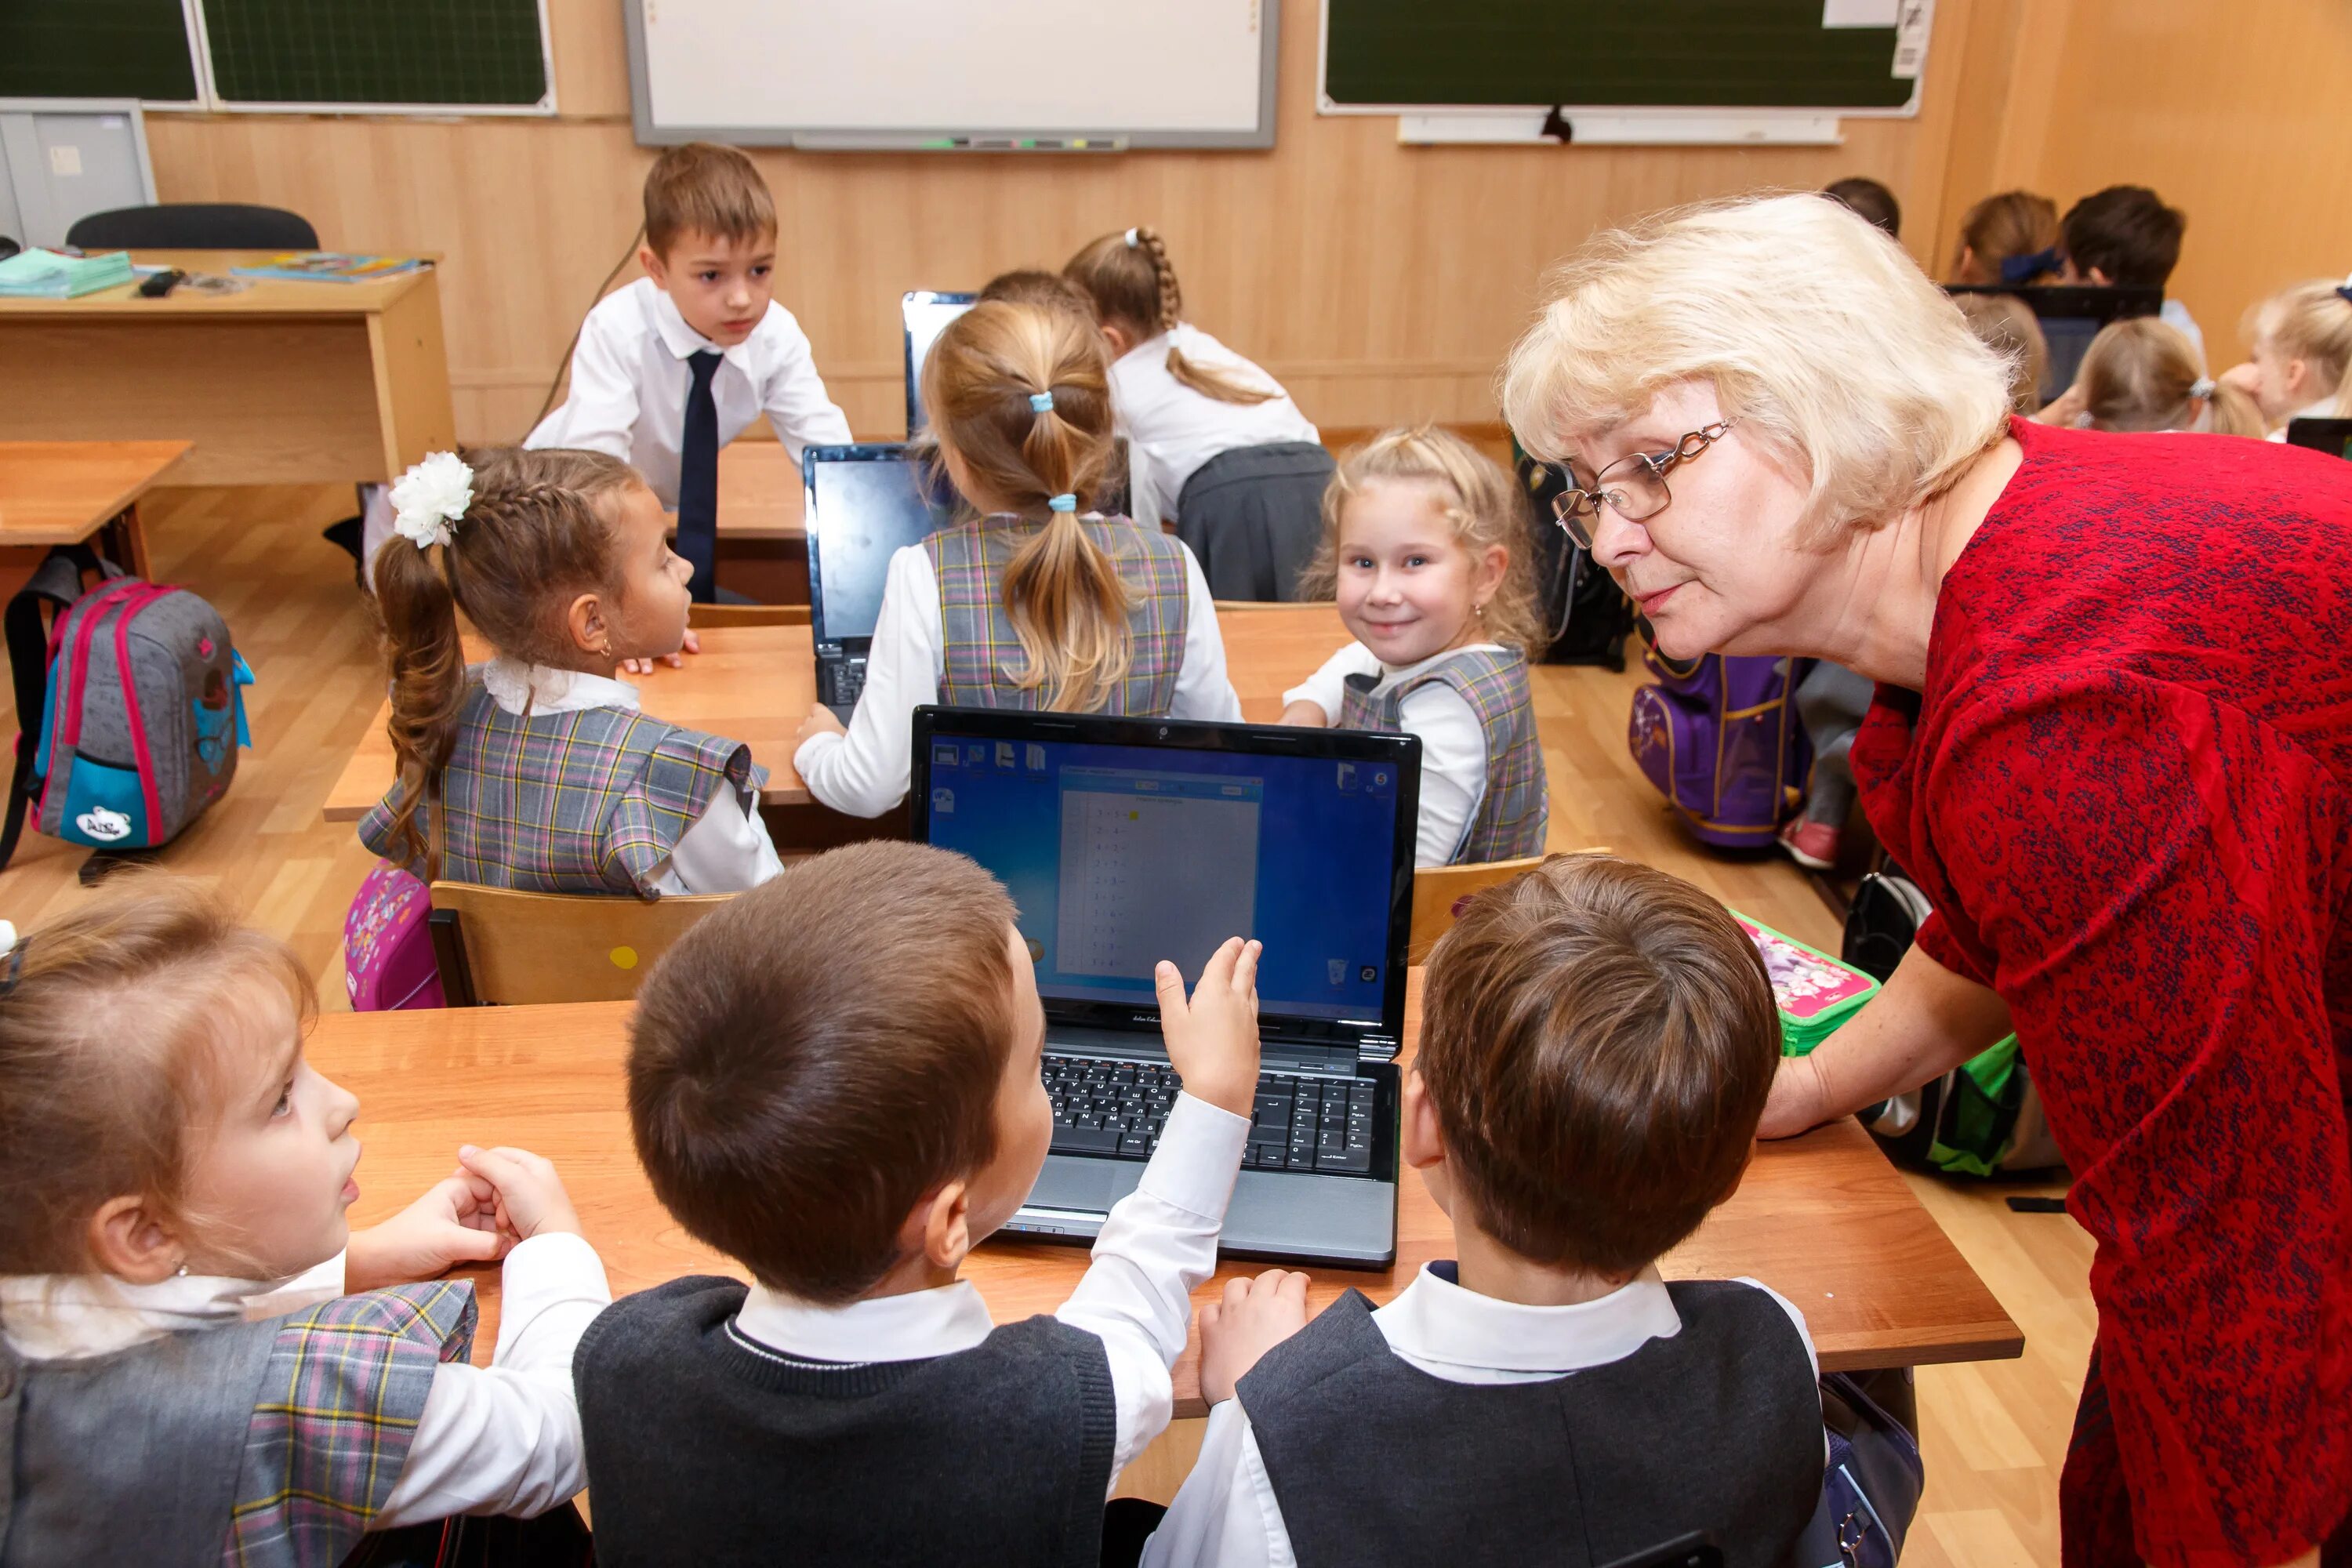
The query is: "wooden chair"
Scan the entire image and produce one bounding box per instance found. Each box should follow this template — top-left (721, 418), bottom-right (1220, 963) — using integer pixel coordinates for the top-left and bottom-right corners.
top-left (690, 601), bottom-right (809, 628)
top-left (427, 883), bottom-right (735, 1006)
top-left (1406, 855), bottom-right (1551, 964)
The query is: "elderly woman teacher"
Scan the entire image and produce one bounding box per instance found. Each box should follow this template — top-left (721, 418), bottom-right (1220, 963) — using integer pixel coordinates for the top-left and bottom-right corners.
top-left (1502, 194), bottom-right (2352, 1568)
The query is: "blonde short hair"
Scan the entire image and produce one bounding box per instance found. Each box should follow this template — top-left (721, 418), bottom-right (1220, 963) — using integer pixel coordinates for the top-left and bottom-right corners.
top-left (1501, 193), bottom-right (2013, 546)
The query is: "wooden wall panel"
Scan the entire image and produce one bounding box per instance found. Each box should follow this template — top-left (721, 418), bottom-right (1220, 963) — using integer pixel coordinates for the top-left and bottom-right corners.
top-left (146, 0), bottom-right (1982, 445)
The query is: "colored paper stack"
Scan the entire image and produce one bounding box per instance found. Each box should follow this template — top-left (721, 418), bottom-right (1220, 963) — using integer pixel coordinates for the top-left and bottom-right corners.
top-left (0, 249), bottom-right (135, 298)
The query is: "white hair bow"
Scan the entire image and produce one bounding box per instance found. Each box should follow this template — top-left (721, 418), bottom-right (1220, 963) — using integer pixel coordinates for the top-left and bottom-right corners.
top-left (389, 451), bottom-right (474, 551)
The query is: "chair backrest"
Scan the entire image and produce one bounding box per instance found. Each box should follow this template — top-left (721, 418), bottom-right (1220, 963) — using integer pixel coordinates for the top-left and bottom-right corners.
top-left (64, 203), bottom-right (319, 252)
top-left (1406, 854), bottom-right (1553, 964)
top-left (428, 882), bottom-right (733, 1005)
top-left (688, 601), bottom-right (810, 628)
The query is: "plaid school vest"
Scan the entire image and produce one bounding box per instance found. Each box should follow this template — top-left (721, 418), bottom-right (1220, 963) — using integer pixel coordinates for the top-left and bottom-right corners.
top-left (0, 1280), bottom-right (474, 1568)
top-left (358, 682), bottom-right (764, 900)
top-left (924, 516), bottom-right (1190, 713)
top-left (1338, 647), bottom-right (1549, 863)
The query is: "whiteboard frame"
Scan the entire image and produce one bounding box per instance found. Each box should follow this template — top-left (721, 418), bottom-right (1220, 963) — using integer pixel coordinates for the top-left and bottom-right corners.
top-left (622, 0), bottom-right (1280, 151)
top-left (1315, 0), bottom-right (1927, 127)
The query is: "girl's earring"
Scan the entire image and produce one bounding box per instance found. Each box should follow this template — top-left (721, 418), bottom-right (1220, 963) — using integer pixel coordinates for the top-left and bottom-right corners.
top-left (175, 1261), bottom-right (189, 1278)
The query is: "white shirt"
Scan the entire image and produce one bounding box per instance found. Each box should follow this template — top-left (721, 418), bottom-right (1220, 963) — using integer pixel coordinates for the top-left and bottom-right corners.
top-left (1109, 325), bottom-right (1319, 531)
top-left (793, 535), bottom-right (1243, 817)
top-left (2159, 297), bottom-right (2206, 367)
top-left (2268, 396), bottom-right (2338, 442)
top-left (527, 278), bottom-right (853, 508)
top-left (729, 1091), bottom-right (1250, 1488)
top-left (1283, 642), bottom-right (1503, 867)
top-left (0, 1232), bottom-right (612, 1530)
top-left (1142, 1265), bottom-right (1821, 1568)
top-left (479, 658), bottom-right (784, 895)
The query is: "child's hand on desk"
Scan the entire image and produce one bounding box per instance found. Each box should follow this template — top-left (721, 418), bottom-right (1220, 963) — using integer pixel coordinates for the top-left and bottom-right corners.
top-left (344, 1171), bottom-right (510, 1290)
top-left (621, 627), bottom-right (700, 676)
top-left (795, 702), bottom-right (847, 746)
top-left (456, 1145), bottom-right (585, 1243)
top-left (1278, 701), bottom-right (1329, 728)
top-left (1199, 1269), bottom-right (1312, 1404)
top-left (1154, 937), bottom-right (1262, 1118)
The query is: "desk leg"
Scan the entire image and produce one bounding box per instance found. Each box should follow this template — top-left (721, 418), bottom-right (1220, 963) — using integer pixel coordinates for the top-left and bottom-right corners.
top-left (369, 272), bottom-right (458, 473)
top-left (107, 500), bottom-right (153, 580)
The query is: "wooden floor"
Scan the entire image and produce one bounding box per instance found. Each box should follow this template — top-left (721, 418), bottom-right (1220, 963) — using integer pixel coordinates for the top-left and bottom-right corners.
top-left (0, 485), bottom-right (2090, 1563)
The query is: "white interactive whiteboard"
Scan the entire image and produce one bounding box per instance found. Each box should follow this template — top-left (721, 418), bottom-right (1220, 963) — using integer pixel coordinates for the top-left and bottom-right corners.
top-left (624, 0), bottom-right (1277, 151)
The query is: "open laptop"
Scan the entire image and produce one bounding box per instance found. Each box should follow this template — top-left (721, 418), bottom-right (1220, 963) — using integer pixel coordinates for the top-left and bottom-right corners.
top-left (2285, 417), bottom-right (2352, 460)
top-left (804, 444), bottom-right (953, 721)
top-left (912, 706), bottom-right (1421, 1269)
top-left (902, 289), bottom-right (977, 437)
top-left (1945, 283), bottom-right (2163, 405)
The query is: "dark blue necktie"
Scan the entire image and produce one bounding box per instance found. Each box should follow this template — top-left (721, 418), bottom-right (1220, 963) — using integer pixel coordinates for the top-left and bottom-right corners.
top-left (676, 349), bottom-right (723, 603)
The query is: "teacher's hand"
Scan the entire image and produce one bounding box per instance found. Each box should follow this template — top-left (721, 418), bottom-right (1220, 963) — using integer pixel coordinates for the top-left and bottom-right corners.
top-left (1757, 1052), bottom-right (1832, 1141)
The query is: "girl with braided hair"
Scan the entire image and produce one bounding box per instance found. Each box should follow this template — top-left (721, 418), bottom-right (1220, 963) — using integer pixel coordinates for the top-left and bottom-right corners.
top-left (359, 445), bottom-right (782, 898)
top-left (1064, 226), bottom-right (1332, 601)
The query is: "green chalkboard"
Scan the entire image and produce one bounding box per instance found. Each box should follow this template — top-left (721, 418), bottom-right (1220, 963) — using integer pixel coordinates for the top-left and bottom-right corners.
top-left (1323, 0), bottom-right (1914, 112)
top-left (201, 0), bottom-right (548, 107)
top-left (0, 0), bottom-right (201, 102)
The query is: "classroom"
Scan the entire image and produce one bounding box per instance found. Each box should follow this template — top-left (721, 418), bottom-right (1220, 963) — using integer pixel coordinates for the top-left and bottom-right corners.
top-left (1, 2), bottom-right (2347, 1565)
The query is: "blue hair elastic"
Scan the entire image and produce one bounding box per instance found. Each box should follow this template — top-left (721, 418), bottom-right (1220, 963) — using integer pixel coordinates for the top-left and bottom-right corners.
top-left (1047, 493), bottom-right (1077, 513)
top-left (1029, 390), bottom-right (1055, 413)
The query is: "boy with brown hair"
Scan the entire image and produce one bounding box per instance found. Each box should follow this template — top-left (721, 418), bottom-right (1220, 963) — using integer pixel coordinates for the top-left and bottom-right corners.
top-left (1144, 854), bottom-right (1828, 1568)
top-left (573, 840), bottom-right (1264, 1566)
top-left (528, 140), bottom-right (850, 600)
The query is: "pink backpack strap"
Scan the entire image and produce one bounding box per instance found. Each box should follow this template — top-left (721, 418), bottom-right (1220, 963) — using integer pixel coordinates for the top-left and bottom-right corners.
top-left (109, 586), bottom-right (172, 838)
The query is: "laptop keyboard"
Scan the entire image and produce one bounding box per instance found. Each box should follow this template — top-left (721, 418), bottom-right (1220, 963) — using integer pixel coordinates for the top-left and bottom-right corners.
top-left (1043, 1055), bottom-right (1379, 1176)
top-left (823, 659), bottom-right (866, 709)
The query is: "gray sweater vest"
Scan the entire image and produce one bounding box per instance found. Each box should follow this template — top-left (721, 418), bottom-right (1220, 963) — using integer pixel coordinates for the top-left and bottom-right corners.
top-left (574, 1275), bottom-right (1119, 1567)
top-left (1236, 1278), bottom-right (1824, 1568)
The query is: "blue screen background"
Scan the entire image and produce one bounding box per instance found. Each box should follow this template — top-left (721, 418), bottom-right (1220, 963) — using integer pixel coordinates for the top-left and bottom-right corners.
top-left (922, 732), bottom-right (1403, 1023)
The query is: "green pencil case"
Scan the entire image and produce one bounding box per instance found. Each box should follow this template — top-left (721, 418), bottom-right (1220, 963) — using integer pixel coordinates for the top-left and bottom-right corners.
top-left (1733, 913), bottom-right (1880, 1056)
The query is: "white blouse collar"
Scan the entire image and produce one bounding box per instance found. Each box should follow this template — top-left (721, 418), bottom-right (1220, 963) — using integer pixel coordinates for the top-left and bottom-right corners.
top-left (479, 657), bottom-right (641, 718)
top-left (0, 1253), bottom-right (345, 1361)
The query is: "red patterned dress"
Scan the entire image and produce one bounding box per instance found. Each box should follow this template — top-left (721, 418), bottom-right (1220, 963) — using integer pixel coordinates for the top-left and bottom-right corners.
top-left (1851, 417), bottom-right (2352, 1567)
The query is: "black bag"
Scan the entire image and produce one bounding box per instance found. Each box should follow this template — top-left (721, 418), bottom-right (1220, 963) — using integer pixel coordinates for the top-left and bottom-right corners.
top-left (1515, 442), bottom-right (1635, 670)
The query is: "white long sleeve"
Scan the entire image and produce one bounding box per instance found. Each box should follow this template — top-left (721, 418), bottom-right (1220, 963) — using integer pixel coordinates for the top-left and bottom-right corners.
top-left (795, 540), bottom-right (1241, 817)
top-left (374, 1232), bottom-right (613, 1527)
top-left (1054, 1092), bottom-right (1251, 1486)
top-left (1282, 642), bottom-right (1492, 866)
top-left (651, 778), bottom-right (785, 895)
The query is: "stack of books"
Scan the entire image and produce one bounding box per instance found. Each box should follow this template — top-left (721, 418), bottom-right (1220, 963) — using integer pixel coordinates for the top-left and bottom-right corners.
top-left (230, 252), bottom-right (428, 284)
top-left (0, 249), bottom-right (135, 299)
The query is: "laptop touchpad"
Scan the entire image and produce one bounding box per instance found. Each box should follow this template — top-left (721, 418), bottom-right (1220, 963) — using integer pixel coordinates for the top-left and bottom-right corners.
top-left (1025, 1156), bottom-right (1122, 1215)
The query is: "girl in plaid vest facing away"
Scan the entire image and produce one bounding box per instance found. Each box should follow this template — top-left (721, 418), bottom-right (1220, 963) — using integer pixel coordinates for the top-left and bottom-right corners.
top-left (360, 445), bottom-right (782, 897)
top-left (795, 299), bottom-right (1241, 816)
top-left (0, 874), bottom-right (611, 1566)
top-left (1284, 428), bottom-right (1550, 866)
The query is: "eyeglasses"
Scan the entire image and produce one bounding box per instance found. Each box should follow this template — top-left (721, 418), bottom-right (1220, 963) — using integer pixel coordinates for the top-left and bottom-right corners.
top-left (1551, 419), bottom-right (1736, 550)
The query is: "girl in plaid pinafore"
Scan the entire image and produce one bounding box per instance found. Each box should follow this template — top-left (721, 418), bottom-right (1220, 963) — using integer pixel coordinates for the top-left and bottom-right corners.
top-left (0, 879), bottom-right (610, 1566)
top-left (1284, 427), bottom-right (1550, 866)
top-left (358, 445), bottom-right (782, 899)
top-left (795, 298), bottom-right (1243, 818)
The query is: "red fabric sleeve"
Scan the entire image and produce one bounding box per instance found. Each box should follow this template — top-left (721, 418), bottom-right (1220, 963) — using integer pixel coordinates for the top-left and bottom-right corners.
top-left (1928, 671), bottom-right (2352, 1566)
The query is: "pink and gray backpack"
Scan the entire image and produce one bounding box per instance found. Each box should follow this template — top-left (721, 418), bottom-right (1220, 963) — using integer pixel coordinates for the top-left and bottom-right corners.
top-left (0, 550), bottom-right (251, 873)
top-left (1626, 630), bottom-right (1813, 851)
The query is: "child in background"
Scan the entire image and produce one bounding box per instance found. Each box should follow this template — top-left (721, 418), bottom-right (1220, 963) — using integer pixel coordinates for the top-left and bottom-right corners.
top-left (526, 141), bottom-right (852, 601)
top-left (1283, 428), bottom-right (1547, 866)
top-left (2062, 318), bottom-right (2265, 437)
top-left (793, 299), bottom-right (1240, 818)
top-left (1142, 855), bottom-right (1829, 1568)
top-left (361, 445), bottom-right (782, 896)
top-left (2221, 275), bottom-right (2352, 437)
top-left (2059, 185), bottom-right (2203, 361)
top-left (576, 842), bottom-right (1264, 1565)
top-left (1822, 176), bottom-right (1900, 238)
top-left (0, 876), bottom-right (608, 1564)
top-left (1947, 190), bottom-right (2061, 285)
top-left (977, 266), bottom-right (1099, 321)
top-left (1065, 227), bottom-right (1333, 601)
top-left (1953, 291), bottom-right (2050, 413)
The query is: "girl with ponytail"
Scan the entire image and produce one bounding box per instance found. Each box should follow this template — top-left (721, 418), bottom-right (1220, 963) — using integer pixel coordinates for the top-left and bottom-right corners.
top-left (357, 445), bottom-right (782, 901)
top-left (1062, 226), bottom-right (1334, 601)
top-left (793, 299), bottom-right (1240, 818)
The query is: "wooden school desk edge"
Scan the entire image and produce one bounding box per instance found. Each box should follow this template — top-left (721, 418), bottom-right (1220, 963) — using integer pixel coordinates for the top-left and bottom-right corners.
top-left (0, 251), bottom-right (445, 318)
top-left (0, 440), bottom-right (192, 554)
top-left (310, 999), bottom-right (2023, 1418)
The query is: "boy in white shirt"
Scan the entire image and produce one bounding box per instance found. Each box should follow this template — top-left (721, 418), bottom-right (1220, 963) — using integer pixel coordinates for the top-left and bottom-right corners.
top-left (525, 140), bottom-right (851, 601)
top-left (576, 841), bottom-right (1263, 1566)
top-left (1145, 854), bottom-right (1832, 1568)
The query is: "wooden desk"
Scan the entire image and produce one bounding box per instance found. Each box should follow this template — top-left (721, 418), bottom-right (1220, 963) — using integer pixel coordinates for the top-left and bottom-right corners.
top-left (717, 443), bottom-right (804, 540)
top-left (314, 990), bottom-right (2020, 1414)
top-left (0, 440), bottom-right (191, 578)
top-left (319, 605), bottom-right (1352, 823)
top-left (0, 252), bottom-right (452, 488)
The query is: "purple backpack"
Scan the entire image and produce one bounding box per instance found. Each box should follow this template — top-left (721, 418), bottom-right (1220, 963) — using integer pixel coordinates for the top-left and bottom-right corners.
top-left (1627, 633), bottom-right (1813, 849)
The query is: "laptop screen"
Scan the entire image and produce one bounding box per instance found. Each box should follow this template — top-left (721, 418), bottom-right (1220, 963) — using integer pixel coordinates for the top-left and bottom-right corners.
top-left (913, 713), bottom-right (1417, 1033)
top-left (805, 446), bottom-right (952, 649)
top-left (903, 290), bottom-right (976, 436)
top-left (2286, 417), bottom-right (2352, 459)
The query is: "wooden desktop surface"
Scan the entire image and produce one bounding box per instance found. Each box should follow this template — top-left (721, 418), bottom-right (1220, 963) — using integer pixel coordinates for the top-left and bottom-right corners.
top-left (0, 440), bottom-right (191, 541)
top-left (717, 443), bottom-right (804, 539)
top-left (321, 605), bottom-right (1352, 823)
top-left (314, 992), bottom-right (2021, 1416)
top-left (0, 250), bottom-right (440, 318)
